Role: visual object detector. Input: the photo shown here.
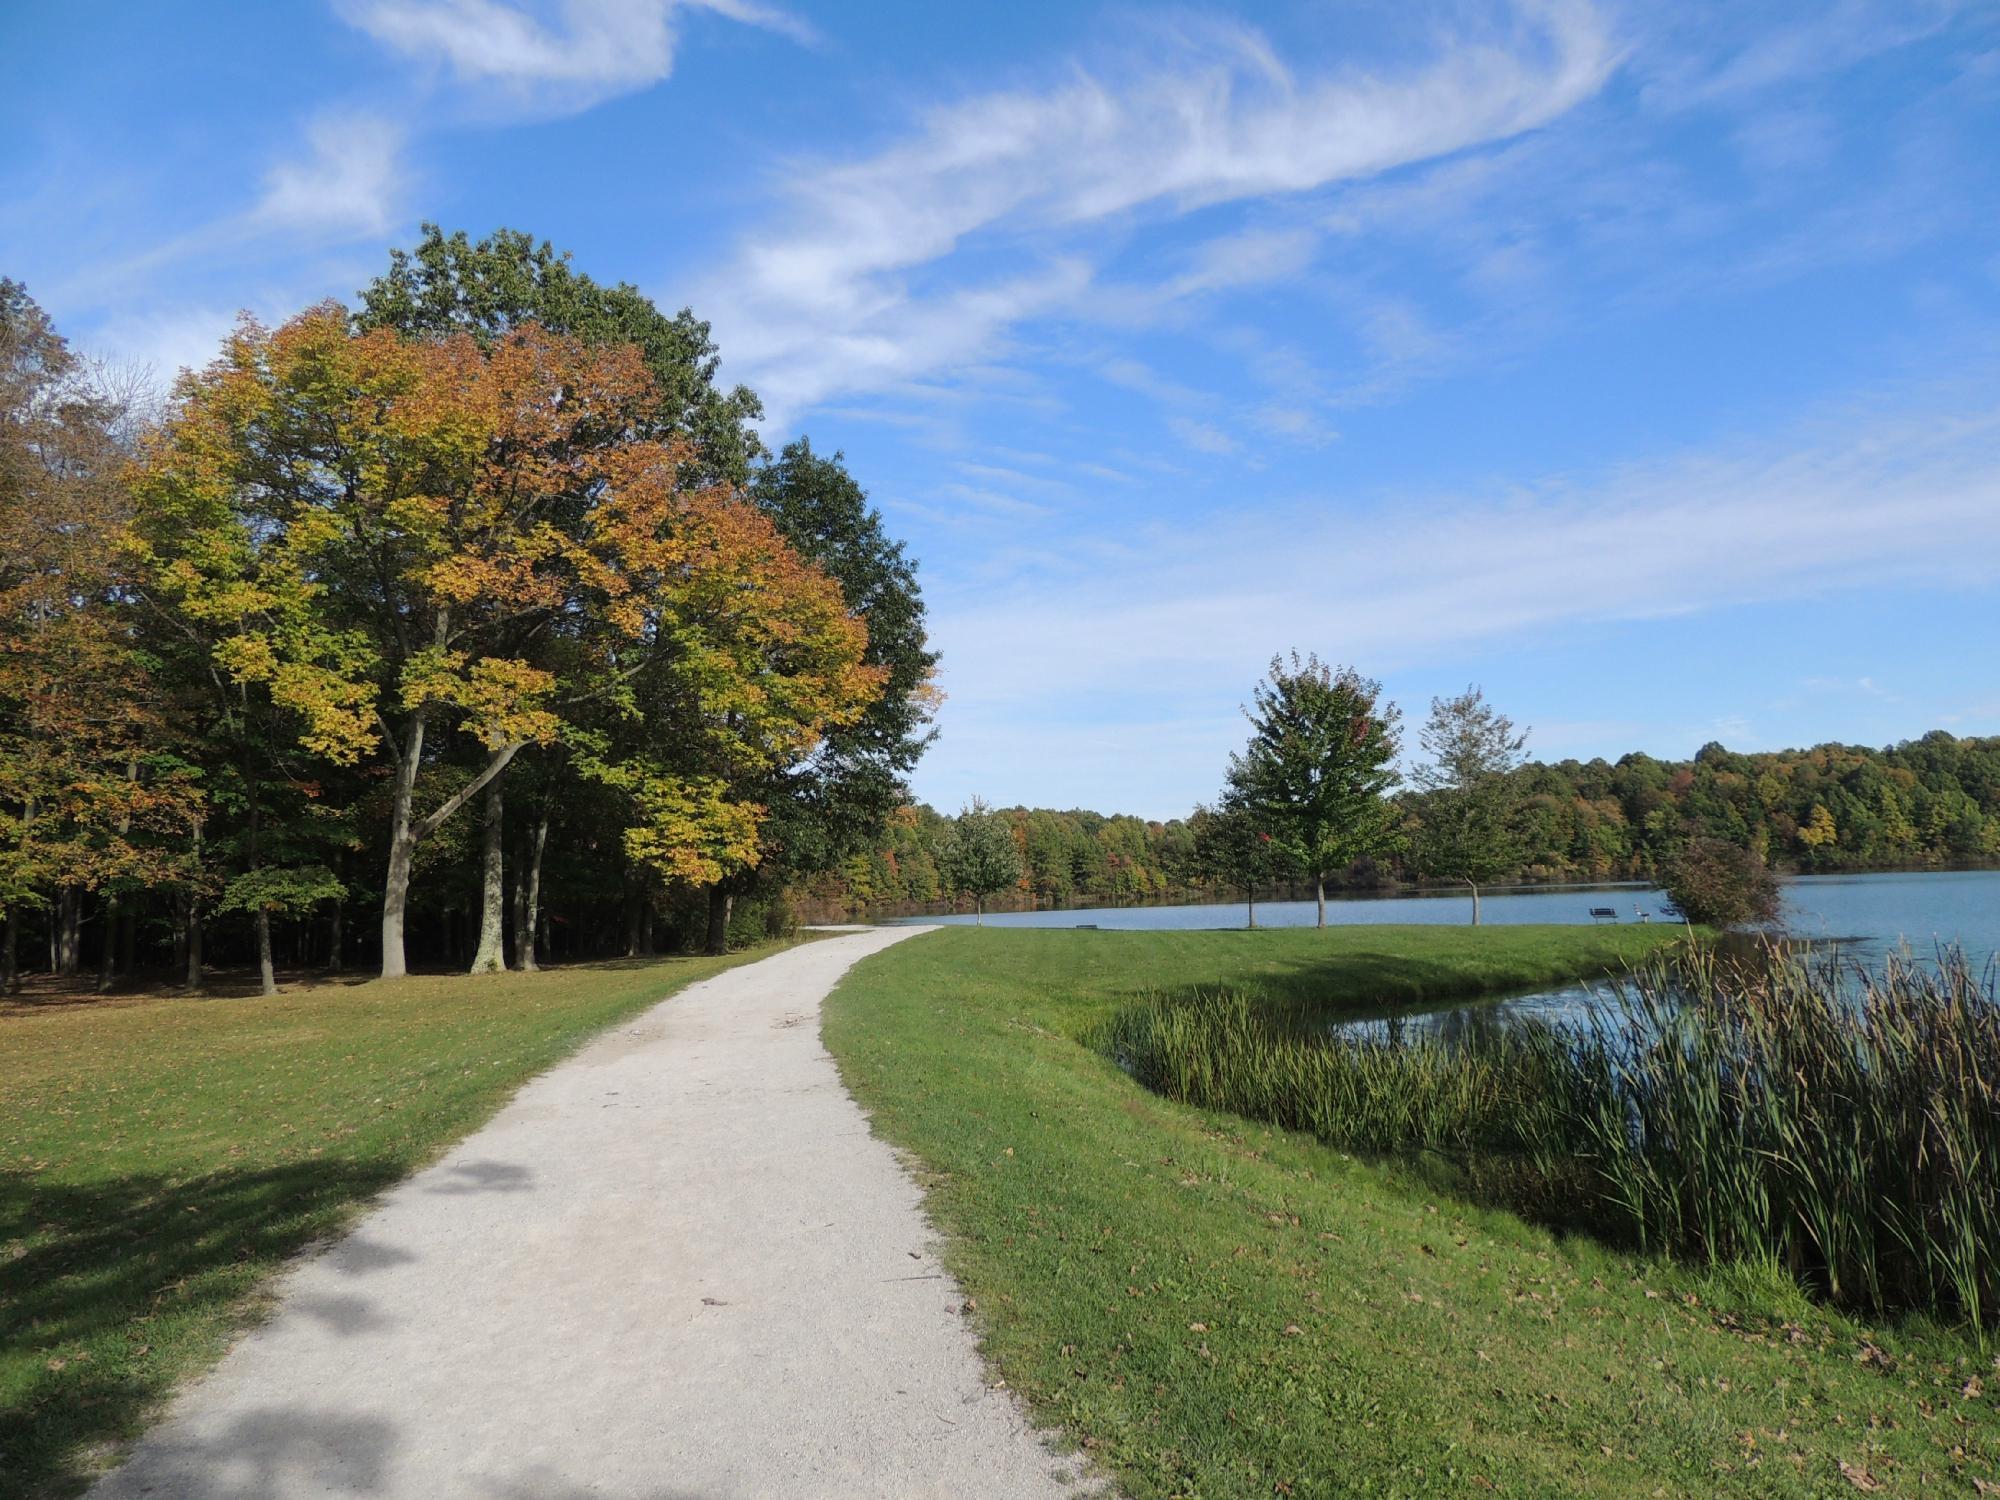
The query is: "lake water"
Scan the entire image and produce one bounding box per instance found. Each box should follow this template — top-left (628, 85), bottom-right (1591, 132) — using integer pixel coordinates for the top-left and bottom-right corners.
top-left (892, 870), bottom-right (2000, 1037)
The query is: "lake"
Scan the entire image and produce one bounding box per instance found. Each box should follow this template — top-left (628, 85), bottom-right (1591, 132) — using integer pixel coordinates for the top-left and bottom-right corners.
top-left (892, 870), bottom-right (2000, 1036)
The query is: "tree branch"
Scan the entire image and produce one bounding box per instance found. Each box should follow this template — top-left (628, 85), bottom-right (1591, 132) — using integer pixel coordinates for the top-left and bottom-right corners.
top-left (412, 740), bottom-right (524, 843)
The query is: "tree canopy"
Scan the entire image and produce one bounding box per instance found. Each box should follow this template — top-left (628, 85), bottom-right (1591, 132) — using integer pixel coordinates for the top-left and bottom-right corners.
top-left (1, 251), bottom-right (930, 993)
top-left (935, 798), bottom-right (1024, 921)
top-left (1407, 686), bottom-right (1529, 924)
top-left (356, 224), bottom-right (763, 484)
top-left (1226, 653), bottom-right (1403, 927)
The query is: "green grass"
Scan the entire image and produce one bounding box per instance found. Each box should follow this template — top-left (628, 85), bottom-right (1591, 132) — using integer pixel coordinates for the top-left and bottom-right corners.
top-left (824, 927), bottom-right (2000, 1498)
top-left (0, 944), bottom-right (795, 1499)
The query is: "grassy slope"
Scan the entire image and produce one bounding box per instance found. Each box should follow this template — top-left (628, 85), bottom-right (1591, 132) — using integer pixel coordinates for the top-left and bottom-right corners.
top-left (824, 927), bottom-right (1999, 1499)
top-left (0, 945), bottom-right (794, 1499)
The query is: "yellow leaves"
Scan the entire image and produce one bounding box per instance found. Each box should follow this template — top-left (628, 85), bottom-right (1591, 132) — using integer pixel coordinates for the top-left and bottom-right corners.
top-left (621, 774), bottom-right (764, 887)
top-left (400, 650), bottom-right (558, 751)
top-left (214, 633), bottom-right (279, 682)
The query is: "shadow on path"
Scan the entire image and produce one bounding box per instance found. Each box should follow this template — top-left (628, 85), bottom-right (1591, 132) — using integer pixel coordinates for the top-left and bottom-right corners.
top-left (0, 1159), bottom-right (404, 1499)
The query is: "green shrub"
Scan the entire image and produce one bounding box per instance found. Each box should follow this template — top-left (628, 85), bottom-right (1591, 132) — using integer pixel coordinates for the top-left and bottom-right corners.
top-left (1663, 837), bottom-right (1781, 927)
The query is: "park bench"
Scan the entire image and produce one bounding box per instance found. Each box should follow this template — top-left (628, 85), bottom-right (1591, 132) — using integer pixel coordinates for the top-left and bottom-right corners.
top-left (1588, 906), bottom-right (1618, 921)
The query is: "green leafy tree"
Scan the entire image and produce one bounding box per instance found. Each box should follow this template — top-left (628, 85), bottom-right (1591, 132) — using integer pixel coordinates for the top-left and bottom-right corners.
top-left (935, 797), bottom-right (1023, 923)
top-left (1409, 686), bottom-right (1529, 925)
top-left (1190, 796), bottom-right (1281, 929)
top-left (1226, 653), bottom-right (1402, 928)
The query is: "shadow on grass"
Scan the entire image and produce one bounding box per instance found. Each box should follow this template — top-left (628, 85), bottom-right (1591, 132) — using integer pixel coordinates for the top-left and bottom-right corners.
top-left (0, 1158), bottom-right (405, 1499)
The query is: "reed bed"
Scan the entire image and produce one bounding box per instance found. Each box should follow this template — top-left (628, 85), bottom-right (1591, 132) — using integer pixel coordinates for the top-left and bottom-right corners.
top-left (1104, 945), bottom-right (2000, 1325)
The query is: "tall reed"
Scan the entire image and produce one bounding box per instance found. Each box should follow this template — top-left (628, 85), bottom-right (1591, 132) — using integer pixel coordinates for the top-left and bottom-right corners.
top-left (1104, 946), bottom-right (2000, 1325)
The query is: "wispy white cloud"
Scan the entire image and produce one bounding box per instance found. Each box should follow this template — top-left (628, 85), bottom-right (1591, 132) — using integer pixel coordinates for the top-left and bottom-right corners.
top-left (343, 0), bottom-right (811, 111)
top-left (917, 386), bottom-right (2000, 810)
top-left (83, 304), bottom-right (245, 387)
top-left (1629, 0), bottom-right (1964, 110)
top-left (253, 111), bottom-right (407, 238)
top-left (704, 2), bottom-right (1620, 425)
top-left (1167, 415), bottom-right (1238, 456)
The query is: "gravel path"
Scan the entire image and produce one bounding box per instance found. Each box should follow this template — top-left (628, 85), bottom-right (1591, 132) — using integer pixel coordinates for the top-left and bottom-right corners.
top-left (93, 929), bottom-right (1095, 1499)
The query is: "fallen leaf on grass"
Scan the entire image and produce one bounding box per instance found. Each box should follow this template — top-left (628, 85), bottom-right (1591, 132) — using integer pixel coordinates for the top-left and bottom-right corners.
top-left (1838, 1459), bottom-right (1882, 1491)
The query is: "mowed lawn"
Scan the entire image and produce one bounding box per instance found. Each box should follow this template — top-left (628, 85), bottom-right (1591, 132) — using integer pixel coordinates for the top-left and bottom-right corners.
top-left (0, 945), bottom-right (794, 1500)
top-left (824, 926), bottom-right (2000, 1499)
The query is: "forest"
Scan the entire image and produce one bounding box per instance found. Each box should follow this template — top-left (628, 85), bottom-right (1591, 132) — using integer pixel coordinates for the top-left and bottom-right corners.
top-left (1, 228), bottom-right (937, 992)
top-left (801, 731), bottom-right (2000, 917)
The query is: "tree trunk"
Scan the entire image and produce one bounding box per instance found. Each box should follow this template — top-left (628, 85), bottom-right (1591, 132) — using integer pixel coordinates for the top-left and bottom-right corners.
top-left (380, 710), bottom-right (427, 980)
top-left (520, 812), bottom-right (544, 976)
top-left (327, 893), bottom-right (344, 974)
top-left (975, 892), bottom-right (984, 926)
top-left (509, 869), bottom-right (526, 968)
top-left (250, 799), bottom-right (277, 996)
top-left (1314, 874), bottom-right (1326, 929)
top-left (626, 883), bottom-right (644, 958)
top-left (96, 893), bottom-right (118, 993)
top-left (381, 726), bottom-right (521, 981)
top-left (517, 811), bottom-right (546, 972)
top-left (2, 907), bottom-right (18, 994)
top-left (56, 886), bottom-right (82, 977)
top-left (185, 902), bottom-right (202, 990)
top-left (100, 755), bottom-right (136, 993)
top-left (469, 775), bottom-right (507, 974)
top-left (256, 907), bottom-right (277, 996)
top-left (1468, 879), bottom-right (1481, 927)
top-left (1247, 884), bottom-right (1257, 930)
top-left (184, 817), bottom-right (205, 991)
top-left (172, 892), bottom-right (189, 980)
top-left (118, 901), bottom-right (136, 977)
top-left (704, 886), bottom-right (732, 956)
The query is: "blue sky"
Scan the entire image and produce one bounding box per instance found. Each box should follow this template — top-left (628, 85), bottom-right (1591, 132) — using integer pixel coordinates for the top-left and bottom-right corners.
top-left (5, 0), bottom-right (1999, 819)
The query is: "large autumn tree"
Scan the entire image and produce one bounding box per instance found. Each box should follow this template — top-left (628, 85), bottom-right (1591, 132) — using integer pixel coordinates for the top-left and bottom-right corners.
top-left (704, 438), bottom-right (939, 949)
top-left (133, 305), bottom-right (873, 978)
top-left (572, 469), bottom-right (886, 950)
top-left (357, 231), bottom-right (937, 953)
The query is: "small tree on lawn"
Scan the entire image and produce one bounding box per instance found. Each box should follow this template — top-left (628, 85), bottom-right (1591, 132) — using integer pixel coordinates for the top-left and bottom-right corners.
top-left (1227, 653), bottom-right (1402, 928)
top-left (1409, 685), bottom-right (1528, 926)
top-left (1664, 838), bottom-right (1782, 928)
top-left (936, 797), bottom-right (1021, 924)
top-left (1190, 796), bottom-right (1280, 929)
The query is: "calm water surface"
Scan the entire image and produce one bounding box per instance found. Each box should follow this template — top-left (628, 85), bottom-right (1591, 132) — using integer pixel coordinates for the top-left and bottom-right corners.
top-left (893, 870), bottom-right (2000, 1036)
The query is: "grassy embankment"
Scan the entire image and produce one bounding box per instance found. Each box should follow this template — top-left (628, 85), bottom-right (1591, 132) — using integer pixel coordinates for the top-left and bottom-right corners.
top-left (1111, 945), bottom-right (2000, 1325)
top-left (0, 944), bottom-right (796, 1499)
top-left (824, 926), bottom-right (2000, 1498)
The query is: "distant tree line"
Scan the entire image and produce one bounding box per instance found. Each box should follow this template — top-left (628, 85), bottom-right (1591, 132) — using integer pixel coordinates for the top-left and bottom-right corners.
top-left (804, 670), bottom-right (2000, 920)
top-left (1, 228), bottom-right (937, 992)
